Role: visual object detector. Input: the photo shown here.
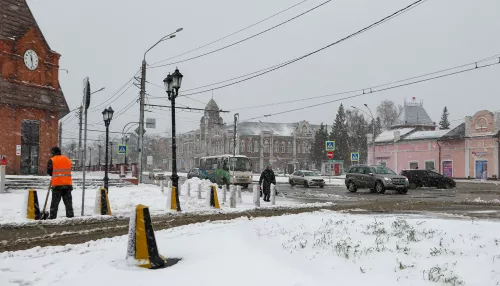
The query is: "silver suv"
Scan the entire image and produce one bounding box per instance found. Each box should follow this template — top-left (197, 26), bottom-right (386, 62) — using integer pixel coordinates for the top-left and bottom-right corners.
top-left (345, 165), bottom-right (409, 194)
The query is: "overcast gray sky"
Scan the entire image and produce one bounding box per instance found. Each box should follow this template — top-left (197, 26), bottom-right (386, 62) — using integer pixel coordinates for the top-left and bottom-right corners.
top-left (27, 0), bottom-right (500, 141)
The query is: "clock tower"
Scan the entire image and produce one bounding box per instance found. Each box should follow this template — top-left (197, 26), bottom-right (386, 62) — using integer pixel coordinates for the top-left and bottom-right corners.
top-left (0, 0), bottom-right (69, 175)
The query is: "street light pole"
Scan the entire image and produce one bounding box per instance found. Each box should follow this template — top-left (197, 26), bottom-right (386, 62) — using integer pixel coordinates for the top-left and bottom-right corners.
top-left (233, 113), bottom-right (239, 187)
top-left (138, 28), bottom-right (183, 184)
top-left (88, 147), bottom-right (92, 168)
top-left (102, 107), bottom-right (114, 192)
top-left (364, 104), bottom-right (376, 165)
top-left (164, 68), bottom-right (183, 212)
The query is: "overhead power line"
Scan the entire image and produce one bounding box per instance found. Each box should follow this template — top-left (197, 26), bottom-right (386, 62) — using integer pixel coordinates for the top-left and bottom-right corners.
top-left (149, 0), bottom-right (309, 66)
top-left (149, 0), bottom-right (333, 69)
top-left (241, 58), bottom-right (500, 122)
top-left (89, 68), bottom-right (140, 111)
top-left (174, 0), bottom-right (428, 98)
top-left (229, 53), bottom-right (500, 112)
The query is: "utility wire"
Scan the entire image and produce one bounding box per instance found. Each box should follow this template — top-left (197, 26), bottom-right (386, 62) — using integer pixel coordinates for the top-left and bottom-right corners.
top-left (229, 54), bottom-right (500, 111)
top-left (176, 0), bottom-right (428, 98)
top-left (89, 69), bottom-right (140, 111)
top-left (241, 59), bottom-right (500, 122)
top-left (149, 0), bottom-right (333, 69)
top-left (150, 0), bottom-right (309, 66)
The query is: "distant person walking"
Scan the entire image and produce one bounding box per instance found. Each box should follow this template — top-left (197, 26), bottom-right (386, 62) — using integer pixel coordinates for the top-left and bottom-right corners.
top-left (259, 164), bottom-right (276, 202)
top-left (47, 146), bottom-right (74, 219)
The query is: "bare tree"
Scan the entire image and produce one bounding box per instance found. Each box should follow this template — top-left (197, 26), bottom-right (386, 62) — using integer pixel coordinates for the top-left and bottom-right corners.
top-left (376, 100), bottom-right (402, 128)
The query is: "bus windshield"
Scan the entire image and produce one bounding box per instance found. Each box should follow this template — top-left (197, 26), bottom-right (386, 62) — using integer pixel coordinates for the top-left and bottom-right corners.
top-left (229, 157), bottom-right (252, 172)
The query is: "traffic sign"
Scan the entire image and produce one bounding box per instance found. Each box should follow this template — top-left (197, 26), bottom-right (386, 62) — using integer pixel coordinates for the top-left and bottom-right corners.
top-left (16, 145), bottom-right (21, 156)
top-left (327, 151), bottom-right (334, 159)
top-left (135, 127), bottom-right (146, 135)
top-left (351, 152), bottom-right (360, 162)
top-left (325, 141), bottom-right (335, 151)
top-left (117, 144), bottom-right (128, 155)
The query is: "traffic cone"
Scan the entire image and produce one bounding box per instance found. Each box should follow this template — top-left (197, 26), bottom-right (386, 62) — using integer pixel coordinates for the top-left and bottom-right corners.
top-left (126, 204), bottom-right (181, 269)
top-left (209, 186), bottom-right (220, 209)
top-left (24, 189), bottom-right (41, 220)
top-left (94, 188), bottom-right (112, 215)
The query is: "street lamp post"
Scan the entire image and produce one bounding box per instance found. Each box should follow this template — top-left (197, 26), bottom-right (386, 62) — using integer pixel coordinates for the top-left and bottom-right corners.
top-left (124, 135), bottom-right (129, 165)
top-left (102, 107), bottom-right (114, 192)
top-left (164, 68), bottom-right (183, 211)
top-left (110, 141), bottom-right (114, 168)
top-left (351, 104), bottom-right (376, 165)
top-left (88, 147), bottom-right (92, 168)
top-left (98, 145), bottom-right (102, 170)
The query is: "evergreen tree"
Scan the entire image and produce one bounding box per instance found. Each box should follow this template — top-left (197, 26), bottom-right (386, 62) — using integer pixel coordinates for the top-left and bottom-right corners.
top-left (346, 109), bottom-right (368, 165)
top-left (439, 106), bottom-right (450, 130)
top-left (310, 123), bottom-right (329, 167)
top-left (330, 104), bottom-right (350, 164)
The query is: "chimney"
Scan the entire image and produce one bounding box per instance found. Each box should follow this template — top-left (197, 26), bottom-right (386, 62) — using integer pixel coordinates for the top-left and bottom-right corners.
top-left (394, 131), bottom-right (401, 142)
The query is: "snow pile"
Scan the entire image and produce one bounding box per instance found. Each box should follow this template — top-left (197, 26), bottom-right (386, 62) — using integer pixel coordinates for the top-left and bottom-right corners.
top-left (1, 211), bottom-right (499, 285)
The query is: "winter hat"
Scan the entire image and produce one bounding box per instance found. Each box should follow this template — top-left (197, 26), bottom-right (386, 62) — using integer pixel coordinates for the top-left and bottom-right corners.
top-left (51, 146), bottom-right (62, 156)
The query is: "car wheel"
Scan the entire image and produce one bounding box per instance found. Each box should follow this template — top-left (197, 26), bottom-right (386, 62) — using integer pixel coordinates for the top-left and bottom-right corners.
top-left (289, 180), bottom-right (295, 187)
top-left (319, 184), bottom-right (325, 189)
top-left (444, 182), bottom-right (453, 189)
top-left (303, 181), bottom-right (309, 188)
top-left (409, 182), bottom-right (417, 189)
top-left (398, 188), bottom-right (408, 195)
top-left (375, 182), bottom-right (386, 194)
top-left (242, 184), bottom-right (249, 189)
top-left (347, 181), bottom-right (357, 193)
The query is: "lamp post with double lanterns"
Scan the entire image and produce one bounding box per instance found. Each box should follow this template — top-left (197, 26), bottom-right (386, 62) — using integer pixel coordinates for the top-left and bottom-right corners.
top-left (102, 106), bottom-right (114, 192)
top-left (163, 68), bottom-right (183, 211)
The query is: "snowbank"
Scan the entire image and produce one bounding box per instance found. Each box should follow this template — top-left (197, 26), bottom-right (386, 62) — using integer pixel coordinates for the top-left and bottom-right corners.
top-left (1, 211), bottom-right (499, 285)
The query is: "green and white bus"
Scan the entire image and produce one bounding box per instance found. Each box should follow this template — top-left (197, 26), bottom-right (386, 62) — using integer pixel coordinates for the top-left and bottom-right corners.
top-left (199, 155), bottom-right (253, 188)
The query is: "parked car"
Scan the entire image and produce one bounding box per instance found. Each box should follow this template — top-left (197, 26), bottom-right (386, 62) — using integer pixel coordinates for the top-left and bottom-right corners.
top-left (148, 169), bottom-right (166, 180)
top-left (289, 170), bottom-right (325, 188)
top-left (187, 168), bottom-right (200, 179)
top-left (400, 169), bottom-right (456, 189)
top-left (345, 165), bottom-right (409, 194)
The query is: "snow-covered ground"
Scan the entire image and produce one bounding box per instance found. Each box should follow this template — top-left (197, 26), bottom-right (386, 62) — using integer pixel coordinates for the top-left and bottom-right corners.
top-left (1, 211), bottom-right (499, 285)
top-left (0, 178), bottom-right (299, 224)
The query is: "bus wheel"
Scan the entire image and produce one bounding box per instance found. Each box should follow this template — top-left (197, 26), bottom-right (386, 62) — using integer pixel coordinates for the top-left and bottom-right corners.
top-left (242, 184), bottom-right (249, 189)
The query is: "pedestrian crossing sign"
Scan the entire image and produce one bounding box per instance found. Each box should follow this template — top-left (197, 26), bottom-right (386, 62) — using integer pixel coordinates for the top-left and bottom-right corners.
top-left (325, 141), bottom-right (335, 151)
top-left (117, 144), bottom-right (128, 155)
top-left (351, 152), bottom-right (360, 162)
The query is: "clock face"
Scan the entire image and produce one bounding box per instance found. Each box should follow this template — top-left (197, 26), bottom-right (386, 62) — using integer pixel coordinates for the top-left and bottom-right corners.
top-left (23, 49), bottom-right (39, 71)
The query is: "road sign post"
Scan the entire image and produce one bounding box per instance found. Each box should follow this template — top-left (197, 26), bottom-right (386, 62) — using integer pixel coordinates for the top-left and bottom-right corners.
top-left (351, 152), bottom-right (360, 162)
top-left (325, 141), bottom-right (335, 151)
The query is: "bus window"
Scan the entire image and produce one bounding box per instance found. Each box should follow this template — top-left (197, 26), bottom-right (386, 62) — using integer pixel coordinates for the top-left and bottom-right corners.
top-left (200, 159), bottom-right (205, 169)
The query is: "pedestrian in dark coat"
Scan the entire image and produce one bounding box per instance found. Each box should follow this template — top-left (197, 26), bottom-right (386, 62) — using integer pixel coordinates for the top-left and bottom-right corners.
top-left (259, 164), bottom-right (276, 202)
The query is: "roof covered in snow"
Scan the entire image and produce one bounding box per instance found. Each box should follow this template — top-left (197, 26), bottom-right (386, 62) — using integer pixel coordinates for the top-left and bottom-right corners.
top-left (237, 122), bottom-right (320, 137)
top-left (375, 128), bottom-right (415, 143)
top-left (404, 129), bottom-right (451, 140)
top-left (439, 123), bottom-right (465, 140)
top-left (392, 101), bottom-right (435, 128)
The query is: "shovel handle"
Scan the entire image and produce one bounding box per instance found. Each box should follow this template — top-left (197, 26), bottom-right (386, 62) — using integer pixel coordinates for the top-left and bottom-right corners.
top-left (42, 182), bottom-right (51, 213)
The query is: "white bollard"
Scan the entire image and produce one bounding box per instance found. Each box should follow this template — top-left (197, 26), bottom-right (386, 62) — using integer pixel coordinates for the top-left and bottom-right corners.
top-left (166, 187), bottom-right (172, 211)
top-left (229, 185), bottom-right (236, 208)
top-left (160, 180), bottom-right (164, 193)
top-left (187, 181), bottom-right (191, 197)
top-left (167, 180), bottom-right (172, 188)
top-left (270, 184), bottom-right (276, 205)
top-left (237, 185), bottom-right (242, 203)
top-left (198, 184), bottom-right (202, 199)
top-left (222, 185), bottom-right (227, 203)
top-left (252, 185), bottom-right (260, 207)
top-left (205, 186), bottom-right (212, 207)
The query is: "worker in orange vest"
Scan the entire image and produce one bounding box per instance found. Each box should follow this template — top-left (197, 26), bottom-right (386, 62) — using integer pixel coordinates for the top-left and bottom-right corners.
top-left (47, 146), bottom-right (74, 219)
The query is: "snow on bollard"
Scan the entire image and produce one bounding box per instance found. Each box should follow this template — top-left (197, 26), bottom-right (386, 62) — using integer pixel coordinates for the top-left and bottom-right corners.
top-left (229, 185), bottom-right (236, 208)
top-left (252, 185), bottom-right (260, 207)
top-left (270, 184), bottom-right (276, 205)
top-left (222, 185), bottom-right (227, 204)
top-left (186, 181), bottom-right (191, 197)
top-left (198, 184), bottom-right (202, 199)
top-left (237, 185), bottom-right (243, 203)
top-left (166, 187), bottom-right (178, 211)
top-left (94, 188), bottom-right (112, 215)
top-left (160, 180), bottom-right (164, 193)
top-left (126, 204), bottom-right (181, 269)
top-left (23, 189), bottom-right (41, 220)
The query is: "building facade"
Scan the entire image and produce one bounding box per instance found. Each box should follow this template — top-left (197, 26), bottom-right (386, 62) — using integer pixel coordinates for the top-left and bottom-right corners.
top-left (369, 104), bottom-right (500, 179)
top-left (0, 0), bottom-right (69, 175)
top-left (166, 99), bottom-right (319, 173)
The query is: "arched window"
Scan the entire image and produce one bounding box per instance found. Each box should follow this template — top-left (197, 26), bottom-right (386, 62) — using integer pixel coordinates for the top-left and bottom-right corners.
top-left (247, 140), bottom-right (252, 152)
top-left (475, 117), bottom-right (488, 132)
top-left (254, 141), bottom-right (259, 153)
top-left (264, 140), bottom-right (270, 153)
top-left (240, 140), bottom-right (245, 153)
top-left (280, 142), bottom-right (285, 153)
top-left (273, 140), bottom-right (279, 153)
top-left (287, 142), bottom-right (292, 153)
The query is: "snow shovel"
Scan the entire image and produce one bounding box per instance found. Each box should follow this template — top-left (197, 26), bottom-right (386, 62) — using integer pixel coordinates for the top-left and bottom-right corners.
top-left (41, 182), bottom-right (52, 220)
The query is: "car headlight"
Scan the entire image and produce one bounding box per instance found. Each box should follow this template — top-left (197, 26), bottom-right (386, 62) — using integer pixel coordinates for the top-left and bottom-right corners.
top-left (248, 176), bottom-right (252, 179)
top-left (384, 177), bottom-right (391, 181)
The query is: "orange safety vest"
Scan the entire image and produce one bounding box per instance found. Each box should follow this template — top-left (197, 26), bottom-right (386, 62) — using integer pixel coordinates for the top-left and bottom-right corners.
top-left (51, 155), bottom-right (73, 186)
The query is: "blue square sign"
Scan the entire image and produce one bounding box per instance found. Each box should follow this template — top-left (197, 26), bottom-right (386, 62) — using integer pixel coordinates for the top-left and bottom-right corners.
top-left (117, 144), bottom-right (128, 155)
top-left (351, 152), bottom-right (359, 162)
top-left (325, 141), bottom-right (335, 151)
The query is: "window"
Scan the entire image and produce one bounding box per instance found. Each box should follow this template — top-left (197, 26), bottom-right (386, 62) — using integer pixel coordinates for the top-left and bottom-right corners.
top-left (264, 140), bottom-right (270, 153)
top-left (475, 117), bottom-right (488, 132)
top-left (280, 142), bottom-right (285, 153)
top-left (380, 161), bottom-right (387, 167)
top-left (240, 140), bottom-right (245, 153)
top-left (254, 141), bottom-right (259, 153)
top-left (348, 167), bottom-right (359, 173)
top-left (302, 142), bottom-right (307, 154)
top-left (247, 141), bottom-right (252, 152)
top-left (287, 142), bottom-right (292, 153)
top-left (409, 161), bottom-right (419, 169)
top-left (372, 166), bottom-right (396, 175)
top-left (274, 141), bottom-right (279, 153)
top-left (424, 160), bottom-right (435, 171)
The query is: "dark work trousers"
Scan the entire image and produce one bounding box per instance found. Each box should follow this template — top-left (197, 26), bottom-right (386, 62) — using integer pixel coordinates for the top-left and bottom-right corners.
top-left (49, 189), bottom-right (75, 219)
top-left (263, 190), bottom-right (270, 201)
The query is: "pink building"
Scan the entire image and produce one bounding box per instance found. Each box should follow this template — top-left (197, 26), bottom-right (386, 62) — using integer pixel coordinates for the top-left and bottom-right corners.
top-left (368, 102), bottom-right (500, 179)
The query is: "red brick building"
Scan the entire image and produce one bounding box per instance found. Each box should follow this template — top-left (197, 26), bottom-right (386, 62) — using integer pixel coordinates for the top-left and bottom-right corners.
top-left (0, 0), bottom-right (69, 175)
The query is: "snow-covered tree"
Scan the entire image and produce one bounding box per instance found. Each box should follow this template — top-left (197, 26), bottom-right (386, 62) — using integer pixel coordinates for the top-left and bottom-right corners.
top-left (346, 109), bottom-right (368, 165)
top-left (330, 104), bottom-right (350, 163)
top-left (376, 100), bottom-right (401, 128)
top-left (310, 123), bottom-right (329, 167)
top-left (439, 106), bottom-right (450, 130)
